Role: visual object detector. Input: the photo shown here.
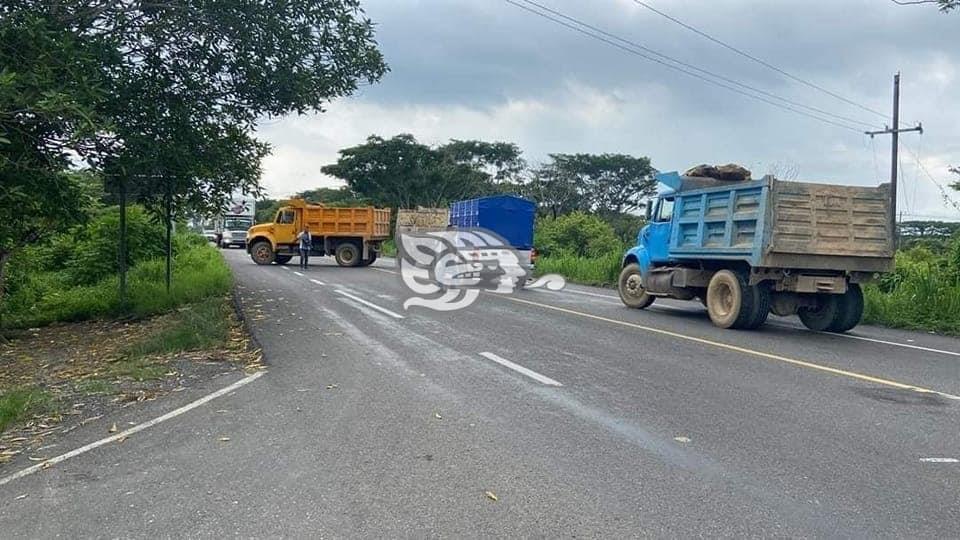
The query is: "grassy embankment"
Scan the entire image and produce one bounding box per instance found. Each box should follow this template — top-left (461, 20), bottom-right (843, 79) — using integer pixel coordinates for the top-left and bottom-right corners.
top-left (0, 237), bottom-right (236, 436)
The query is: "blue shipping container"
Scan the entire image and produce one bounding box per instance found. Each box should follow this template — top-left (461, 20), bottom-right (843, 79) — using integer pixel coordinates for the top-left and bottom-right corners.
top-left (449, 195), bottom-right (535, 250)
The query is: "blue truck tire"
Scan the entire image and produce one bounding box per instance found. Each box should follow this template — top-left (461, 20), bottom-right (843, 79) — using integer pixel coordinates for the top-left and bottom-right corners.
top-left (798, 295), bottom-right (841, 331)
top-left (618, 263), bottom-right (655, 309)
top-left (706, 270), bottom-right (768, 329)
top-left (825, 284), bottom-right (864, 333)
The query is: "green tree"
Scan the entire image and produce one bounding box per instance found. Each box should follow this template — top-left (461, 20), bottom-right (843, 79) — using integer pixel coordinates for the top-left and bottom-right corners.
top-left (440, 140), bottom-right (526, 184)
top-left (532, 153), bottom-right (657, 216)
top-left (0, 15), bottom-right (106, 318)
top-left (296, 187), bottom-right (370, 206)
top-left (255, 198), bottom-right (281, 224)
top-left (2, 1), bottom-right (388, 298)
top-left (321, 134), bottom-right (494, 209)
top-left (526, 169), bottom-right (586, 218)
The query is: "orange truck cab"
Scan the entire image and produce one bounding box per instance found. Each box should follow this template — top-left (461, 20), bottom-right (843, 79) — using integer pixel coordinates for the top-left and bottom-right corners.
top-left (246, 199), bottom-right (391, 267)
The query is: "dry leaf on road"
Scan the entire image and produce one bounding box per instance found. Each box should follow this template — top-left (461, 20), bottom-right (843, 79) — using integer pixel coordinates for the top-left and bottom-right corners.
top-left (108, 423), bottom-right (118, 433)
top-left (485, 491), bottom-right (498, 502)
top-left (219, 437), bottom-right (231, 442)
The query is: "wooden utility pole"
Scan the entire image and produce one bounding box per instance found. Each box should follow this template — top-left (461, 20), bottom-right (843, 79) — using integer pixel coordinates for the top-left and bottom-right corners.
top-left (865, 73), bottom-right (922, 248)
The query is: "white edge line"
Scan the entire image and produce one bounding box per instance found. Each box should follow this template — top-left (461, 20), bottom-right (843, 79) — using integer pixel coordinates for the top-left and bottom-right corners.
top-left (309, 279), bottom-right (325, 286)
top-left (293, 271), bottom-right (304, 277)
top-left (0, 371), bottom-right (265, 487)
top-left (279, 266), bottom-right (289, 271)
top-left (479, 352), bottom-right (562, 387)
top-left (919, 457), bottom-right (959, 463)
top-left (334, 289), bottom-right (404, 319)
top-left (372, 268), bottom-right (397, 275)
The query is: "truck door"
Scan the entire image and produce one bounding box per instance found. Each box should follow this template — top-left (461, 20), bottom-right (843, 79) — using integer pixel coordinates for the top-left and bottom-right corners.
top-left (275, 208), bottom-right (298, 247)
top-left (644, 197), bottom-right (674, 263)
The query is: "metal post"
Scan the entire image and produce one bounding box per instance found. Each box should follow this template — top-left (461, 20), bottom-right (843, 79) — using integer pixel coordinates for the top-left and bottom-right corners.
top-left (119, 177), bottom-right (128, 308)
top-left (165, 178), bottom-right (172, 294)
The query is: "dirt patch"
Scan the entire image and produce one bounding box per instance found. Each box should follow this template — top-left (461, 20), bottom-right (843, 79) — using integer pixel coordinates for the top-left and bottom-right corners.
top-left (0, 298), bottom-right (262, 468)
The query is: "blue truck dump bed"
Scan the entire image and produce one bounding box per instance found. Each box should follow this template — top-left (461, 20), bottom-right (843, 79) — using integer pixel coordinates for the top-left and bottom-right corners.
top-left (449, 195), bottom-right (535, 250)
top-left (655, 172), bottom-right (894, 272)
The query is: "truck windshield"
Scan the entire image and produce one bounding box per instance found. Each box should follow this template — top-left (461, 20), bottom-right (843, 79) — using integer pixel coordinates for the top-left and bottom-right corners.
top-left (224, 218), bottom-right (252, 230)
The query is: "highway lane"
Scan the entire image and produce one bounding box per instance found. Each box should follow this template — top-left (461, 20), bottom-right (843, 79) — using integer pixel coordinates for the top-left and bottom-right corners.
top-left (1, 249), bottom-right (957, 538)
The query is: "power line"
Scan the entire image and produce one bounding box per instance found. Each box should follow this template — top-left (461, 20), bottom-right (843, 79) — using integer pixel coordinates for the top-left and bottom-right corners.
top-left (504, 0), bottom-right (868, 133)
top-left (517, 0), bottom-right (881, 130)
top-left (899, 142), bottom-right (960, 213)
top-left (628, 0), bottom-right (892, 122)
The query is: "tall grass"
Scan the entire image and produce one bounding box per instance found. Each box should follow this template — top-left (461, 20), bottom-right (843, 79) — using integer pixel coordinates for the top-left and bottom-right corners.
top-left (863, 255), bottom-right (960, 334)
top-left (125, 297), bottom-right (232, 357)
top-left (535, 251), bottom-right (622, 286)
top-left (4, 240), bottom-right (232, 328)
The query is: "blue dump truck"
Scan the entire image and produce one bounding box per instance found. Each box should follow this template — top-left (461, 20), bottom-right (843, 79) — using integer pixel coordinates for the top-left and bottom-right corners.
top-left (450, 195), bottom-right (537, 267)
top-left (619, 171), bottom-right (894, 332)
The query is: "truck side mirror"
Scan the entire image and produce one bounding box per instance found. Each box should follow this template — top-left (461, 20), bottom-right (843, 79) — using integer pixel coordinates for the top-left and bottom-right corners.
top-left (645, 201), bottom-right (653, 221)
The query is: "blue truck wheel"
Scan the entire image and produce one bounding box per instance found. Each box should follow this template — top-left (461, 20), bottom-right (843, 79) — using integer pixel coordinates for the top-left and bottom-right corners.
top-left (706, 270), bottom-right (767, 329)
top-left (618, 263), bottom-right (655, 309)
top-left (825, 284), bottom-right (863, 333)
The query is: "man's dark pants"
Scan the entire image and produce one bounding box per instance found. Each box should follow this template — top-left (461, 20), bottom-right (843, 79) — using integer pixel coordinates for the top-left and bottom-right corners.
top-left (299, 248), bottom-right (309, 269)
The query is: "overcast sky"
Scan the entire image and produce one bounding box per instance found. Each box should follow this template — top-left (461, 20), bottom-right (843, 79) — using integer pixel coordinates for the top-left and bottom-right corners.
top-left (256, 0), bottom-right (959, 220)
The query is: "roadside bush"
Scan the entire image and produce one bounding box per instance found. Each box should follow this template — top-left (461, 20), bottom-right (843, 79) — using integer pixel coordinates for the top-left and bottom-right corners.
top-left (535, 250), bottom-right (622, 286)
top-left (64, 206), bottom-right (166, 285)
top-left (535, 212), bottom-right (623, 258)
top-left (864, 238), bottom-right (960, 334)
top-left (3, 234), bottom-right (231, 328)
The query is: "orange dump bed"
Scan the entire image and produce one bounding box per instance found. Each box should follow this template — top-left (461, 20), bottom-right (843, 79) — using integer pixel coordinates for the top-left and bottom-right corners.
top-left (290, 200), bottom-right (391, 239)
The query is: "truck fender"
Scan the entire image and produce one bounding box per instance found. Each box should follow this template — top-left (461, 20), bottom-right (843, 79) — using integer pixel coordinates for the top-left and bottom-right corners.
top-left (623, 246), bottom-right (652, 277)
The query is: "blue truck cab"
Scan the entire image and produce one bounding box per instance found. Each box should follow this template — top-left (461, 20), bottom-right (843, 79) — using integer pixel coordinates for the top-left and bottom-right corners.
top-left (619, 171), bottom-right (894, 332)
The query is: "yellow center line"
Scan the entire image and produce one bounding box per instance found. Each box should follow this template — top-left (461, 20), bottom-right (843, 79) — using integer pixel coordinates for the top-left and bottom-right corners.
top-left (502, 295), bottom-right (960, 401)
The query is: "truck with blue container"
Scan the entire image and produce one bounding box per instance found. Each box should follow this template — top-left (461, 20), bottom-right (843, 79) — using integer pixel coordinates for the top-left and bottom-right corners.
top-left (449, 195), bottom-right (537, 268)
top-left (618, 170), bottom-right (894, 332)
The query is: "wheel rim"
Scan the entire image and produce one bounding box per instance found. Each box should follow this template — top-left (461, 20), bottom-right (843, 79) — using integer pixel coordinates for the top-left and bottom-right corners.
top-left (710, 281), bottom-right (735, 319)
top-left (624, 273), bottom-right (645, 299)
top-left (254, 244), bottom-right (271, 262)
top-left (341, 248), bottom-right (355, 263)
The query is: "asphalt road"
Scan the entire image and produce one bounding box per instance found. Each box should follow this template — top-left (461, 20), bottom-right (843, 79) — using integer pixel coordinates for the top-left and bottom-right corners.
top-left (2, 249), bottom-right (958, 538)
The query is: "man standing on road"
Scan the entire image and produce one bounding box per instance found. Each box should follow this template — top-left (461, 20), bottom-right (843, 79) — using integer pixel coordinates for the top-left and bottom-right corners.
top-left (297, 225), bottom-right (312, 270)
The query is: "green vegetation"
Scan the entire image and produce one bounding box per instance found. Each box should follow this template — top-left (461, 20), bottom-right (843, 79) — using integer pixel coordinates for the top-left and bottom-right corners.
top-left (535, 251), bottom-right (623, 286)
top-left (126, 297), bottom-right (232, 358)
top-left (2, 225), bottom-right (231, 329)
top-left (535, 212), bottom-right (624, 259)
top-left (74, 379), bottom-right (115, 395)
top-left (0, 387), bottom-right (53, 433)
top-left (863, 243), bottom-right (960, 334)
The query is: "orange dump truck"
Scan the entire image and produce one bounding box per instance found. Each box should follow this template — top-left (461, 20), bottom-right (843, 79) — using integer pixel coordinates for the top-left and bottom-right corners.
top-left (246, 199), bottom-right (391, 267)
